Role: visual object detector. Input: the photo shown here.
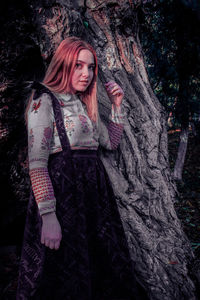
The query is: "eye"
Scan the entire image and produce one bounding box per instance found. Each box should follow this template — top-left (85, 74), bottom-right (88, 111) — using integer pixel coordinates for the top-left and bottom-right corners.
top-left (89, 65), bottom-right (95, 70)
top-left (75, 63), bottom-right (82, 69)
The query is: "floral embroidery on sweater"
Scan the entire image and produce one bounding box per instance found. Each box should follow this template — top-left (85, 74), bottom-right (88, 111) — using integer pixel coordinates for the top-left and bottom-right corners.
top-left (41, 127), bottom-right (52, 150)
top-left (79, 114), bottom-right (90, 134)
top-left (65, 116), bottom-right (75, 137)
top-left (31, 99), bottom-right (41, 113)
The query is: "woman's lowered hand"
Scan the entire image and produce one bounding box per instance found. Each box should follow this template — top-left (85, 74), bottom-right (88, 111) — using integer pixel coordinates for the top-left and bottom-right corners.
top-left (41, 212), bottom-right (62, 250)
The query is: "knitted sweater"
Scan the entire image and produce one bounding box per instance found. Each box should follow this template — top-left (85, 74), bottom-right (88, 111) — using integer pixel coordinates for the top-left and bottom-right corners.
top-left (28, 92), bottom-right (125, 215)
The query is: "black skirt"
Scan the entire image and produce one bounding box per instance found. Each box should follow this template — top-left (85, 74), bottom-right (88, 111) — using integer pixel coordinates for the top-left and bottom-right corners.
top-left (16, 149), bottom-right (148, 300)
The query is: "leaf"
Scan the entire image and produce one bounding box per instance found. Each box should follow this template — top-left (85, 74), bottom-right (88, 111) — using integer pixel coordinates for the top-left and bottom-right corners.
top-left (83, 21), bottom-right (89, 28)
top-left (186, 200), bottom-right (194, 207)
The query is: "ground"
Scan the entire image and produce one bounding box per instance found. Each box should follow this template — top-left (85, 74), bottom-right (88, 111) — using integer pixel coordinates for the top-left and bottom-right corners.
top-left (0, 130), bottom-right (200, 299)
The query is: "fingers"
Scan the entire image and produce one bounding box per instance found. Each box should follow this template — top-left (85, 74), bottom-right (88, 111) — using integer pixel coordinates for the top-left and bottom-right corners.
top-left (110, 87), bottom-right (123, 96)
top-left (42, 238), bottom-right (61, 250)
top-left (41, 235), bottom-right (62, 250)
top-left (49, 239), bottom-right (55, 249)
top-left (105, 81), bottom-right (124, 96)
top-left (105, 81), bottom-right (116, 92)
top-left (41, 232), bottom-right (45, 244)
top-left (54, 239), bottom-right (61, 250)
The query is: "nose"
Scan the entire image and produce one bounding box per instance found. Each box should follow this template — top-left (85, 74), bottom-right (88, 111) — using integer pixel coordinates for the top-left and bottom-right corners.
top-left (82, 66), bottom-right (89, 78)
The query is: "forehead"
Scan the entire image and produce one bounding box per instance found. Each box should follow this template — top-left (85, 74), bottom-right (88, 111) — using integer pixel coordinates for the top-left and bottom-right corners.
top-left (77, 49), bottom-right (94, 64)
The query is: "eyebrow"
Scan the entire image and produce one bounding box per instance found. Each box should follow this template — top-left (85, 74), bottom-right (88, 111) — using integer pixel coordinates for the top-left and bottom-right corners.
top-left (76, 60), bottom-right (95, 66)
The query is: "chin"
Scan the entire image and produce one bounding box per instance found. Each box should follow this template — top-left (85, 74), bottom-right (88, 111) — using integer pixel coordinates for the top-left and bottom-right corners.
top-left (76, 87), bottom-right (88, 92)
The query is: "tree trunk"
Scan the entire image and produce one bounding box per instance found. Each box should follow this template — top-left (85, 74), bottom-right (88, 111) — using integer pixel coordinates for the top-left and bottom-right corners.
top-left (0, 0), bottom-right (198, 299)
top-left (173, 127), bottom-right (189, 181)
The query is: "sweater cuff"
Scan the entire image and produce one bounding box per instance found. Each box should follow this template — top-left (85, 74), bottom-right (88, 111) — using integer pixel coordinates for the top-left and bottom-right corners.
top-left (38, 199), bottom-right (56, 216)
top-left (109, 104), bottom-right (125, 124)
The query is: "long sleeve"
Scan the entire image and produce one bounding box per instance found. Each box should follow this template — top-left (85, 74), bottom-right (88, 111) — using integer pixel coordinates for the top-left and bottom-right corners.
top-left (27, 92), bottom-right (56, 216)
top-left (98, 103), bottom-right (126, 150)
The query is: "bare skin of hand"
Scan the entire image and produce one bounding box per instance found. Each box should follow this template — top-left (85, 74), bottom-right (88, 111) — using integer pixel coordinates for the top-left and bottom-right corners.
top-left (105, 81), bottom-right (124, 107)
top-left (41, 212), bottom-right (62, 250)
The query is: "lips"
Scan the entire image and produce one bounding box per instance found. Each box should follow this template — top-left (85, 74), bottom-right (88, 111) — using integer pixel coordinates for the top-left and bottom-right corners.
top-left (79, 81), bottom-right (88, 84)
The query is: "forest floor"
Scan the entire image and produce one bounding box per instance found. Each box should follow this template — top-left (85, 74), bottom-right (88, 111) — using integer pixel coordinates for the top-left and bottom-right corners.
top-left (1, 130), bottom-right (200, 299)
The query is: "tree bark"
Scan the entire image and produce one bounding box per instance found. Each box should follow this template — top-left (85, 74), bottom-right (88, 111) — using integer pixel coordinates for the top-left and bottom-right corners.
top-left (0, 0), bottom-right (198, 299)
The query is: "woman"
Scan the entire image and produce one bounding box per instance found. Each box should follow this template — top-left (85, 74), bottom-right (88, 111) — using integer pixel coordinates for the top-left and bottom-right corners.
top-left (17, 36), bottom-right (148, 300)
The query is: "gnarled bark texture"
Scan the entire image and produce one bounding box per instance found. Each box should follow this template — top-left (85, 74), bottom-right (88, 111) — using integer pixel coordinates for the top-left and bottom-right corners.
top-left (0, 0), bottom-right (199, 299)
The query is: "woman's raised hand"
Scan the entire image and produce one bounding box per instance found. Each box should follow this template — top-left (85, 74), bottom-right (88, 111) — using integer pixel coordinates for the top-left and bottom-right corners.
top-left (105, 81), bottom-right (124, 107)
top-left (41, 212), bottom-right (62, 250)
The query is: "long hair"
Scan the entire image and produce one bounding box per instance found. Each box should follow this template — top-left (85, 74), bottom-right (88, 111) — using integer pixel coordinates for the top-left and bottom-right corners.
top-left (42, 37), bottom-right (98, 122)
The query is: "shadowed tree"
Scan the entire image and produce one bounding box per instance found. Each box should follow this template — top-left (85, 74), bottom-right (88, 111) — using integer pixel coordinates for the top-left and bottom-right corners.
top-left (138, 0), bottom-right (200, 181)
top-left (0, 0), bottom-right (199, 299)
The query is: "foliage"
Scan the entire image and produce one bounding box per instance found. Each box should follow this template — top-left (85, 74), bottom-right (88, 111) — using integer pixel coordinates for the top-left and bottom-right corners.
top-left (0, 0), bottom-right (46, 238)
top-left (138, 0), bottom-right (200, 128)
top-left (168, 130), bottom-right (200, 253)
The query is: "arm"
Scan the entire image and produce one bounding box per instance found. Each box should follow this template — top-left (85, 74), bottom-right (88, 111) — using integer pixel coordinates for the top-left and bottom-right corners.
top-left (98, 104), bottom-right (125, 150)
top-left (28, 92), bottom-right (56, 215)
top-left (28, 92), bottom-right (62, 250)
top-left (98, 81), bottom-right (125, 150)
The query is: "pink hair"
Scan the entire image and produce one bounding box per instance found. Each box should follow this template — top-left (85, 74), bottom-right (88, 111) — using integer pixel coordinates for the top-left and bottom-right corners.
top-left (42, 37), bottom-right (98, 122)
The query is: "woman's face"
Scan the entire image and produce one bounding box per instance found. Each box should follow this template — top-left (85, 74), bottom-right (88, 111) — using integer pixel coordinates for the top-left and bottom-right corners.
top-left (71, 49), bottom-right (95, 93)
